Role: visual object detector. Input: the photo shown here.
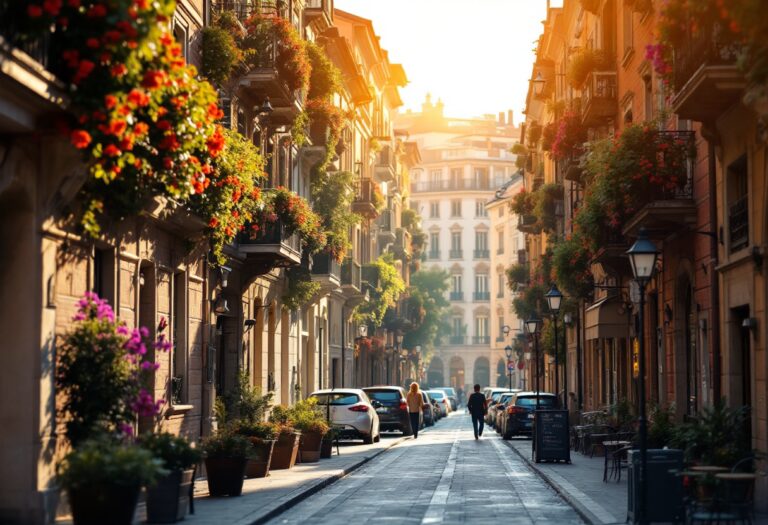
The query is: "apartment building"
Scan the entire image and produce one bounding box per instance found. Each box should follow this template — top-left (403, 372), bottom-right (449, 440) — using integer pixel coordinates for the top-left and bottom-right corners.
top-left (396, 97), bottom-right (521, 393)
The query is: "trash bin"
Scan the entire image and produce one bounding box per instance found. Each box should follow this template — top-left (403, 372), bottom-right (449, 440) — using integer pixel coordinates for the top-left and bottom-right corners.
top-left (627, 448), bottom-right (684, 523)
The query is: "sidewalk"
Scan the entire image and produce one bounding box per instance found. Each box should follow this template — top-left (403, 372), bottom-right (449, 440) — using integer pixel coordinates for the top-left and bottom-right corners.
top-left (56, 432), bottom-right (410, 525)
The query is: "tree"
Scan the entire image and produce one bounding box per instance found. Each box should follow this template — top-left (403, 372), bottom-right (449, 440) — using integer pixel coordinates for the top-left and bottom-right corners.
top-left (402, 269), bottom-right (450, 363)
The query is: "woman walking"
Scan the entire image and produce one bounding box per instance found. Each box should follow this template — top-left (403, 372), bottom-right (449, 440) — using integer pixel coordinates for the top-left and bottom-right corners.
top-left (406, 382), bottom-right (425, 438)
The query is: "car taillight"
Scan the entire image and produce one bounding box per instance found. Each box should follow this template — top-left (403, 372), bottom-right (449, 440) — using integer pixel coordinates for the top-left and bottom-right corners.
top-left (507, 406), bottom-right (525, 415)
top-left (348, 405), bottom-right (369, 412)
top-left (399, 399), bottom-right (407, 411)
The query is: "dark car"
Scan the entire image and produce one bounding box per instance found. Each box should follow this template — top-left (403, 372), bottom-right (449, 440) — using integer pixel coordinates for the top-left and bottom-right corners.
top-left (421, 391), bottom-right (435, 426)
top-left (490, 392), bottom-right (517, 433)
top-left (502, 392), bottom-right (558, 439)
top-left (486, 389), bottom-right (518, 427)
top-left (363, 386), bottom-right (413, 435)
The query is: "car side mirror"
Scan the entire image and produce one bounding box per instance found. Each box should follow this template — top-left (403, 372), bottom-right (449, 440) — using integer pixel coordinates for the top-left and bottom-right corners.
top-left (371, 400), bottom-right (382, 409)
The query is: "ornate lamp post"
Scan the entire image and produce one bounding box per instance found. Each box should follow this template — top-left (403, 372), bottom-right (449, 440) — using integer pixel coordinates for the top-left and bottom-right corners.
top-left (545, 284), bottom-right (564, 408)
top-left (524, 317), bottom-right (542, 409)
top-left (626, 228), bottom-right (659, 525)
top-left (504, 345), bottom-right (513, 390)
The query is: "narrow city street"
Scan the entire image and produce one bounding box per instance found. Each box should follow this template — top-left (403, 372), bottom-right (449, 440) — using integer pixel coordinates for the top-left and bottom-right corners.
top-left (267, 411), bottom-right (583, 525)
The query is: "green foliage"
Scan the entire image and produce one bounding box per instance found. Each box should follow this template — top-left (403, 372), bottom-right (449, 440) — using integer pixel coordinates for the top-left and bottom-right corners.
top-left (201, 16), bottom-right (243, 86)
top-left (307, 41), bottom-right (342, 101)
top-left (139, 432), bottom-right (201, 471)
top-left (58, 438), bottom-right (166, 489)
top-left (287, 399), bottom-right (330, 435)
top-left (220, 371), bottom-right (274, 425)
top-left (533, 183), bottom-right (563, 233)
top-left (541, 122), bottom-right (557, 151)
top-left (510, 188), bottom-right (535, 215)
top-left (232, 421), bottom-right (278, 441)
top-left (282, 264), bottom-right (321, 310)
top-left (607, 398), bottom-right (635, 429)
top-left (647, 403), bottom-right (676, 448)
top-left (402, 208), bottom-right (426, 269)
top-left (402, 268), bottom-right (451, 353)
top-left (551, 233), bottom-right (593, 299)
top-left (566, 48), bottom-right (614, 89)
top-left (291, 110), bottom-right (310, 147)
top-left (505, 264), bottom-right (530, 291)
top-left (671, 400), bottom-right (752, 466)
top-left (311, 170), bottom-right (361, 261)
top-left (355, 254), bottom-right (406, 328)
top-left (201, 430), bottom-right (251, 459)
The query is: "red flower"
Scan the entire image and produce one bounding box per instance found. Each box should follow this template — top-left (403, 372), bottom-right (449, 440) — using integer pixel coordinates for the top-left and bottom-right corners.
top-left (87, 4), bottom-right (107, 17)
top-left (104, 30), bottom-right (122, 43)
top-left (43, 0), bottom-right (62, 15)
top-left (141, 70), bottom-right (165, 89)
top-left (126, 89), bottom-right (149, 107)
top-left (73, 60), bottom-right (95, 84)
top-left (104, 95), bottom-right (118, 109)
top-left (208, 217), bottom-right (219, 228)
top-left (206, 127), bottom-right (225, 157)
top-left (27, 5), bottom-right (43, 17)
top-left (67, 0), bottom-right (80, 6)
top-left (86, 37), bottom-right (100, 49)
top-left (156, 120), bottom-right (172, 131)
top-left (158, 135), bottom-right (180, 151)
top-left (162, 157), bottom-right (173, 169)
top-left (70, 130), bottom-right (92, 149)
top-left (109, 120), bottom-right (127, 136)
top-left (134, 122), bottom-right (149, 136)
top-left (111, 64), bottom-right (128, 77)
top-left (208, 103), bottom-right (224, 120)
top-left (103, 144), bottom-right (120, 157)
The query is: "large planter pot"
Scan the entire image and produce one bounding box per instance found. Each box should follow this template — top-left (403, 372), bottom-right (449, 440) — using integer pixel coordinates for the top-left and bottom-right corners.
top-left (320, 436), bottom-right (334, 459)
top-left (68, 483), bottom-right (140, 525)
top-left (298, 431), bottom-right (324, 463)
top-left (146, 468), bottom-right (195, 523)
top-left (245, 439), bottom-right (275, 478)
top-left (204, 457), bottom-right (246, 497)
top-left (270, 431), bottom-right (301, 470)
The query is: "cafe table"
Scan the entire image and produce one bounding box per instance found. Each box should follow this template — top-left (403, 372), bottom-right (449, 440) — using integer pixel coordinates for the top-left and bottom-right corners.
top-left (602, 440), bottom-right (631, 482)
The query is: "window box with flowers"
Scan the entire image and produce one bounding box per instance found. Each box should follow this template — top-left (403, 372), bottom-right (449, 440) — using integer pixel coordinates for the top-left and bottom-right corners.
top-left (566, 48), bottom-right (614, 90)
top-left (550, 112), bottom-right (587, 162)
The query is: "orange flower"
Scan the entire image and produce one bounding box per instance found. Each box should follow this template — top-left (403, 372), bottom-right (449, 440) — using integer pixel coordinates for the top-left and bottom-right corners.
top-left (103, 144), bottom-right (121, 157)
top-left (70, 130), bottom-right (92, 149)
top-left (111, 64), bottom-right (128, 77)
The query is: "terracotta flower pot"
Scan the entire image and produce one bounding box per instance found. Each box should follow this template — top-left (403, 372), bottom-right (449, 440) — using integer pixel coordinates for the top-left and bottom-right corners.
top-left (68, 483), bottom-right (140, 525)
top-left (298, 431), bottom-right (324, 463)
top-left (245, 439), bottom-right (275, 478)
top-left (320, 436), bottom-right (334, 459)
top-left (204, 457), bottom-right (246, 497)
top-left (145, 468), bottom-right (195, 523)
top-left (270, 431), bottom-right (301, 470)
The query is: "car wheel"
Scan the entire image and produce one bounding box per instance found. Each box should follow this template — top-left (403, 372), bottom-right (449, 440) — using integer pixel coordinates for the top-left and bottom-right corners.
top-left (373, 433), bottom-right (380, 443)
top-left (402, 424), bottom-right (413, 437)
top-left (503, 431), bottom-right (511, 440)
top-left (363, 429), bottom-right (374, 445)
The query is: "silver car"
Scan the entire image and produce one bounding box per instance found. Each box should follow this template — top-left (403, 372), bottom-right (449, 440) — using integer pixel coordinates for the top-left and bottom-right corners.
top-left (426, 390), bottom-right (451, 417)
top-left (309, 389), bottom-right (381, 444)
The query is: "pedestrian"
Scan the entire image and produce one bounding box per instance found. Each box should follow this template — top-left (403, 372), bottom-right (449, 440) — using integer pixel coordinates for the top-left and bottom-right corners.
top-left (456, 386), bottom-right (465, 407)
top-left (406, 382), bottom-right (425, 439)
top-left (466, 383), bottom-right (488, 440)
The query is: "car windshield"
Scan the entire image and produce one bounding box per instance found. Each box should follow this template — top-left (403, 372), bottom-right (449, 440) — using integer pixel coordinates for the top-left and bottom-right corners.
top-left (515, 396), bottom-right (556, 408)
top-left (498, 394), bottom-right (515, 404)
top-left (427, 391), bottom-right (445, 400)
top-left (364, 390), bottom-right (401, 402)
top-left (311, 393), bottom-right (360, 405)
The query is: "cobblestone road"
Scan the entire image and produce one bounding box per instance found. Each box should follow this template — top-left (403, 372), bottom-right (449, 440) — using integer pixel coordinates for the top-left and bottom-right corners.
top-left (267, 410), bottom-right (583, 525)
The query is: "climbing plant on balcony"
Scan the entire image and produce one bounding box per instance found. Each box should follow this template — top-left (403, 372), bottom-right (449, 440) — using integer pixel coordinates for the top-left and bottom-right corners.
top-left (533, 183), bottom-right (564, 233)
top-left (402, 208), bottom-right (426, 270)
top-left (306, 99), bottom-right (352, 169)
top-left (550, 112), bottom-right (587, 161)
top-left (505, 263), bottom-right (530, 292)
top-left (354, 254), bottom-right (406, 328)
top-left (243, 15), bottom-right (311, 93)
top-left (551, 233), bottom-right (594, 300)
top-left (307, 40), bottom-right (342, 101)
top-left (250, 187), bottom-right (326, 254)
top-left (311, 170), bottom-right (361, 261)
top-left (526, 122), bottom-right (542, 148)
top-left (509, 188), bottom-right (535, 216)
top-left (189, 129), bottom-right (266, 265)
top-left (566, 49), bottom-right (614, 89)
top-left (282, 265), bottom-right (321, 311)
top-left (511, 248), bottom-right (552, 320)
top-left (201, 11), bottom-right (245, 87)
top-left (541, 122), bottom-right (557, 152)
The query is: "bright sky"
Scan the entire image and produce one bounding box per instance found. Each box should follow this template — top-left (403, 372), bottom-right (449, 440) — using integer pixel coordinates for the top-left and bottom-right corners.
top-left (334, 0), bottom-right (552, 123)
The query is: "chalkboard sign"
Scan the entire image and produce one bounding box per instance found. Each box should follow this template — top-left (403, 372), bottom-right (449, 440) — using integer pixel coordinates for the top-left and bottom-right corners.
top-left (534, 410), bottom-right (570, 463)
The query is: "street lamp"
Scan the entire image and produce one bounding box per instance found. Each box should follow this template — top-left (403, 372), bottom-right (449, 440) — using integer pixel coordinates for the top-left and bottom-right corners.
top-left (395, 334), bottom-right (404, 386)
top-left (524, 317), bottom-right (542, 409)
top-left (626, 228), bottom-right (659, 525)
top-left (545, 283), bottom-right (564, 409)
top-left (531, 72), bottom-right (546, 97)
top-left (504, 345), bottom-right (513, 391)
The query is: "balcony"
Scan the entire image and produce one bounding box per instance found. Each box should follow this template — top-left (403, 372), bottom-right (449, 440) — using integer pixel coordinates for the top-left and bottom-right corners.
top-left (517, 215), bottom-right (539, 234)
top-left (362, 263), bottom-right (380, 289)
top-left (341, 257), bottom-right (365, 302)
top-left (377, 209), bottom-right (396, 244)
top-left (581, 71), bottom-right (617, 127)
top-left (473, 249), bottom-right (489, 259)
top-left (728, 195), bottom-right (749, 253)
top-left (671, 19), bottom-right (746, 122)
top-left (591, 231), bottom-right (631, 276)
top-left (622, 132), bottom-right (698, 239)
top-left (311, 252), bottom-right (341, 293)
top-left (449, 249), bottom-right (463, 259)
top-left (449, 335), bottom-right (466, 345)
top-left (395, 228), bottom-right (412, 258)
top-left (472, 336), bottom-right (491, 345)
top-left (410, 178), bottom-right (493, 193)
top-left (351, 178), bottom-right (380, 219)
top-left (239, 220), bottom-right (302, 273)
top-left (211, 0), bottom-right (285, 20)
top-left (449, 291), bottom-right (464, 302)
top-left (473, 291), bottom-right (490, 302)
top-left (495, 336), bottom-right (505, 343)
top-left (303, 0), bottom-right (333, 32)
top-left (374, 144), bottom-right (397, 183)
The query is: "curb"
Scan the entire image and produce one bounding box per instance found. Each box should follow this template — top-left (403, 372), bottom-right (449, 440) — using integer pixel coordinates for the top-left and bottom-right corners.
top-left (502, 439), bottom-right (619, 525)
top-left (249, 435), bottom-right (409, 524)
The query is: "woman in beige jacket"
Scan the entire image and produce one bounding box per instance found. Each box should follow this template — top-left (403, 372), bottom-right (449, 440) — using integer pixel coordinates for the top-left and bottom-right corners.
top-left (406, 382), bottom-right (425, 438)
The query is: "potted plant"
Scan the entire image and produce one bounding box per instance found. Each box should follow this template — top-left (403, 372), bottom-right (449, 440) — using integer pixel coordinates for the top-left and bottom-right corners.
top-left (140, 432), bottom-right (202, 523)
top-left (291, 399), bottom-right (330, 463)
top-left (268, 406), bottom-right (302, 470)
top-left (58, 439), bottom-right (165, 525)
top-left (201, 430), bottom-right (250, 497)
top-left (234, 421), bottom-right (278, 478)
top-left (321, 427), bottom-right (339, 459)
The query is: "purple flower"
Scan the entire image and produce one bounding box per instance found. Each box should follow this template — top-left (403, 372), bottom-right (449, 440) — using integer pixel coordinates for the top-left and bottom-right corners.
top-left (119, 423), bottom-right (134, 437)
top-left (141, 361), bottom-right (160, 371)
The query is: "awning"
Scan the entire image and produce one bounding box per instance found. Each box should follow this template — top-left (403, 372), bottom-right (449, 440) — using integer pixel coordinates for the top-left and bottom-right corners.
top-left (585, 297), bottom-right (629, 340)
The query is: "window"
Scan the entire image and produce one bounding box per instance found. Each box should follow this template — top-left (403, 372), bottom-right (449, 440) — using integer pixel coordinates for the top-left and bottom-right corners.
top-left (622, 8), bottom-right (634, 59)
top-left (429, 232), bottom-right (440, 257)
top-left (498, 316), bottom-right (505, 338)
top-left (475, 273), bottom-right (488, 293)
top-left (171, 272), bottom-right (187, 405)
top-left (728, 155), bottom-right (749, 253)
top-left (475, 231), bottom-right (489, 258)
top-left (452, 274), bottom-right (463, 293)
top-left (452, 317), bottom-right (463, 336)
top-left (497, 230), bottom-right (504, 254)
top-left (474, 167), bottom-right (489, 189)
top-left (475, 200), bottom-right (488, 217)
top-left (644, 77), bottom-right (653, 121)
top-left (430, 169), bottom-right (442, 189)
top-left (450, 231), bottom-right (462, 258)
top-left (474, 316), bottom-right (489, 344)
top-left (497, 272), bottom-right (505, 297)
top-left (93, 248), bottom-right (115, 304)
top-left (173, 22), bottom-right (188, 61)
top-left (450, 168), bottom-right (463, 188)
top-left (430, 202), bottom-right (440, 218)
top-left (451, 199), bottom-right (462, 217)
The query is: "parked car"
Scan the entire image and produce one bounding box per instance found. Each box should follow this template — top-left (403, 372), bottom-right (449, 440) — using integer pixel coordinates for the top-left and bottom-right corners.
top-left (426, 390), bottom-right (451, 417)
top-left (309, 389), bottom-right (381, 444)
top-left (362, 386), bottom-right (413, 436)
top-left (501, 392), bottom-right (558, 439)
top-left (485, 389), bottom-right (517, 427)
top-left (489, 392), bottom-right (518, 431)
top-left (436, 387), bottom-right (458, 410)
top-left (421, 391), bottom-right (435, 426)
top-left (427, 392), bottom-right (443, 420)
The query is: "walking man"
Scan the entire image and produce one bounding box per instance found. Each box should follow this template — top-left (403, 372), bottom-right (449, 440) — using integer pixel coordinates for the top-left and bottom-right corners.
top-left (466, 384), bottom-right (487, 440)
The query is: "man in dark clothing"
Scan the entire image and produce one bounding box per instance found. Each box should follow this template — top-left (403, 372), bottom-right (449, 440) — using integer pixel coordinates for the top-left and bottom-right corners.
top-left (466, 384), bottom-right (488, 439)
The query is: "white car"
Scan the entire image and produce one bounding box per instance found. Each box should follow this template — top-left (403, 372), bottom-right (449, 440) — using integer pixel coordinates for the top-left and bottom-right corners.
top-left (426, 390), bottom-right (451, 417)
top-left (309, 389), bottom-right (381, 444)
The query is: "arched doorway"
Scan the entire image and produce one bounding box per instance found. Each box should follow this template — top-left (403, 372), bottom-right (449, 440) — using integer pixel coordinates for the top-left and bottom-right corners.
top-left (474, 357), bottom-right (490, 387)
top-left (496, 358), bottom-right (507, 387)
top-left (449, 356), bottom-right (465, 391)
top-left (427, 357), bottom-right (444, 388)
